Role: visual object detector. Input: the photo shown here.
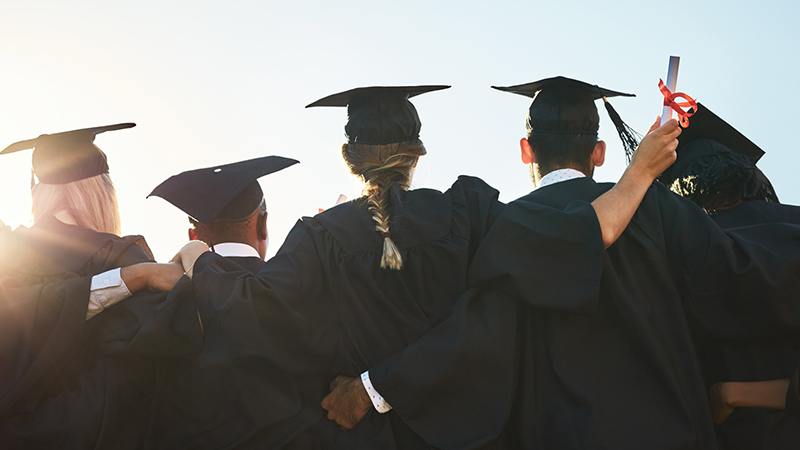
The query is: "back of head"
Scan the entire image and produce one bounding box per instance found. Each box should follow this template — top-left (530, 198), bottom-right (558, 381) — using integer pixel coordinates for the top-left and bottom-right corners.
top-left (2, 123), bottom-right (134, 235)
top-left (665, 139), bottom-right (778, 213)
top-left (342, 138), bottom-right (426, 270)
top-left (494, 76), bottom-right (638, 173)
top-left (526, 132), bottom-right (598, 175)
top-left (189, 206), bottom-right (265, 247)
top-left (308, 85), bottom-right (447, 271)
top-left (31, 173), bottom-right (121, 235)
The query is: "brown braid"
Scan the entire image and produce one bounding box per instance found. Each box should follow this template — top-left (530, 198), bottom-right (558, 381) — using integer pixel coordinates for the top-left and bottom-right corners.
top-left (341, 139), bottom-right (426, 270)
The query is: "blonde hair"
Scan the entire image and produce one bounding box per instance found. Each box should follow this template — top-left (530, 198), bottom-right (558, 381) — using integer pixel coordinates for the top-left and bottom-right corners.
top-left (342, 138), bottom-right (426, 270)
top-left (31, 173), bottom-right (121, 235)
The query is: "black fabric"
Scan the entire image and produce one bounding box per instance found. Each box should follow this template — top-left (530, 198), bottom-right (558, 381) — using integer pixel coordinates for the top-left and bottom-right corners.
top-left (0, 217), bottom-right (201, 449)
top-left (504, 179), bottom-right (800, 449)
top-left (787, 351), bottom-right (800, 418)
top-left (371, 178), bottom-right (800, 450)
top-left (306, 85), bottom-right (449, 145)
top-left (190, 176), bottom-right (573, 448)
top-left (0, 123), bottom-right (135, 184)
top-left (368, 199), bottom-right (603, 450)
top-left (190, 175), bottom-right (505, 448)
top-left (144, 255), bottom-right (328, 450)
top-left (690, 201), bottom-right (800, 449)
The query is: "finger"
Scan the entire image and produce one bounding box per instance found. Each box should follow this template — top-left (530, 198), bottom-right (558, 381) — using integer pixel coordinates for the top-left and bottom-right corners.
top-left (647, 116), bottom-right (661, 134)
top-left (656, 118), bottom-right (680, 136)
top-left (321, 395), bottom-right (331, 410)
top-left (327, 410), bottom-right (336, 421)
top-left (330, 375), bottom-right (342, 390)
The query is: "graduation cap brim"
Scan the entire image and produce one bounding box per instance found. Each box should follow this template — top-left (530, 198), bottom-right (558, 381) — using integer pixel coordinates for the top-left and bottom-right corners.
top-left (305, 85), bottom-right (450, 108)
top-left (148, 156), bottom-right (299, 224)
top-left (491, 76), bottom-right (635, 100)
top-left (677, 103), bottom-right (764, 162)
top-left (0, 123), bottom-right (136, 155)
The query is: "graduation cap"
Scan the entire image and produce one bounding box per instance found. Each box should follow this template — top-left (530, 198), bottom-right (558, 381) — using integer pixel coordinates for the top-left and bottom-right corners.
top-left (306, 85), bottom-right (450, 145)
top-left (148, 156), bottom-right (299, 224)
top-left (492, 76), bottom-right (641, 161)
top-left (0, 123), bottom-right (136, 184)
top-left (659, 103), bottom-right (765, 184)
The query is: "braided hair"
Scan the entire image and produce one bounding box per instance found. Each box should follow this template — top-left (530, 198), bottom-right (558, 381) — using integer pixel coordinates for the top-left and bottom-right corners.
top-left (341, 138), bottom-right (426, 270)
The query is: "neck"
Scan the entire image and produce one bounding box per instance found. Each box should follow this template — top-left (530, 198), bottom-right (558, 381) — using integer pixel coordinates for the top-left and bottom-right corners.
top-left (533, 165), bottom-right (591, 187)
top-left (211, 237), bottom-right (265, 259)
top-left (52, 210), bottom-right (79, 226)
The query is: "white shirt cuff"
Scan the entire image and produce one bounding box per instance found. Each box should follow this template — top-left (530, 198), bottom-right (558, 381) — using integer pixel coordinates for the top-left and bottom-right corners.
top-left (87, 268), bottom-right (132, 320)
top-left (361, 371), bottom-right (392, 413)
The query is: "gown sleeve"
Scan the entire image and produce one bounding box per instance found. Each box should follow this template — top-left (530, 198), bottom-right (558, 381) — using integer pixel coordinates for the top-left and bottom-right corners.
top-left (192, 219), bottom-right (338, 375)
top-left (0, 274), bottom-right (92, 414)
top-left (0, 233), bottom-right (183, 415)
top-left (455, 175), bottom-right (505, 262)
top-left (369, 199), bottom-right (605, 449)
top-left (653, 184), bottom-right (800, 340)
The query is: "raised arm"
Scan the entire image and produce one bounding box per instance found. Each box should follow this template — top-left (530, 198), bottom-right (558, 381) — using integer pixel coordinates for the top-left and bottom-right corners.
top-left (591, 118), bottom-right (680, 248)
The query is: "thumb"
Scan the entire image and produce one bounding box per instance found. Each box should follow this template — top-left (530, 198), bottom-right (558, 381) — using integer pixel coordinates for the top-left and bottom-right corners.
top-left (321, 392), bottom-right (332, 410)
top-left (656, 118), bottom-right (680, 136)
top-left (647, 116), bottom-right (661, 134)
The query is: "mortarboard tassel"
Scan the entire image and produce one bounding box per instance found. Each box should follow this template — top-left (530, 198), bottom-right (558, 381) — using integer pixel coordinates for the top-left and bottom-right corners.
top-left (603, 98), bottom-right (642, 164)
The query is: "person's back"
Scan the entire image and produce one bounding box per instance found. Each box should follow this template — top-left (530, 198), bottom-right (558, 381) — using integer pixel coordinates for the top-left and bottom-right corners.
top-left (659, 109), bottom-right (800, 449)
top-left (479, 77), bottom-right (800, 449)
top-left (193, 174), bottom-right (503, 449)
top-left (500, 178), bottom-right (721, 448)
top-left (179, 86), bottom-right (508, 448)
top-left (0, 124), bottom-right (192, 449)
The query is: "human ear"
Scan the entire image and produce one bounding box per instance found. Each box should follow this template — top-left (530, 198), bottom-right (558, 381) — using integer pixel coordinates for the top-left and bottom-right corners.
top-left (591, 140), bottom-right (607, 168)
top-left (520, 138), bottom-right (535, 165)
top-left (257, 212), bottom-right (268, 241)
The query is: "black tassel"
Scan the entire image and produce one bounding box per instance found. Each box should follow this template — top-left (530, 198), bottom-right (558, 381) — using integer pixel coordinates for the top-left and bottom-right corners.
top-left (603, 98), bottom-right (642, 164)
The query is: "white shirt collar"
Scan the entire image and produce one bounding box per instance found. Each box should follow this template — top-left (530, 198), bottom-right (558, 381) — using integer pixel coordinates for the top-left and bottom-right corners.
top-left (537, 168), bottom-right (586, 189)
top-left (213, 242), bottom-right (262, 259)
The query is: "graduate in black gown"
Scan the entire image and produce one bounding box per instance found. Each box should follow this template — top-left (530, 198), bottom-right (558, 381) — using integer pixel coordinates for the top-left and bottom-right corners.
top-left (332, 77), bottom-right (800, 450)
top-left (173, 84), bottom-right (675, 449)
top-left (659, 104), bottom-right (800, 449)
top-left (0, 124), bottom-right (190, 449)
top-left (144, 155), bottom-right (330, 448)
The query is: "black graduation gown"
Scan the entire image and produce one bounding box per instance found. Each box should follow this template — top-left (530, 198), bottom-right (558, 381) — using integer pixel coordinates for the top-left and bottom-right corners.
top-left (144, 254), bottom-right (327, 450)
top-left (692, 201), bottom-right (800, 450)
top-left (0, 216), bottom-right (200, 450)
top-left (189, 176), bottom-right (511, 449)
top-left (370, 178), bottom-right (800, 450)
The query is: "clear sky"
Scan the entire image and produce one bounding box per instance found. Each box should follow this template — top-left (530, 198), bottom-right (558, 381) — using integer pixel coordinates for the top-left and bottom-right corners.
top-left (0, 0), bottom-right (797, 261)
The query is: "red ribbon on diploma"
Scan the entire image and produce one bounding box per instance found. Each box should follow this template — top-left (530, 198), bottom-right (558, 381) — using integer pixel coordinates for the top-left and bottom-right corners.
top-left (658, 79), bottom-right (697, 127)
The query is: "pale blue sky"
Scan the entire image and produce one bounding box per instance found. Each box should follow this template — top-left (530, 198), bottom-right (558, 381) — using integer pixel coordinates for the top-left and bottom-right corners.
top-left (0, 0), bottom-right (797, 260)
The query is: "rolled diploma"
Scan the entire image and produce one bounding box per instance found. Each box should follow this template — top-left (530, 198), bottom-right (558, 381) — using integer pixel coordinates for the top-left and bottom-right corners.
top-left (661, 56), bottom-right (681, 125)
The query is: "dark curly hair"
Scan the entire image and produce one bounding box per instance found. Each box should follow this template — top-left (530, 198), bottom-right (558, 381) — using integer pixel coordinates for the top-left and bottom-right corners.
top-left (663, 140), bottom-right (778, 214)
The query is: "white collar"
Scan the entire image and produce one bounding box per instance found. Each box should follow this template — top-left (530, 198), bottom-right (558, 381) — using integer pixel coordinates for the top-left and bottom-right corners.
top-left (537, 168), bottom-right (586, 189)
top-left (213, 242), bottom-right (262, 259)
